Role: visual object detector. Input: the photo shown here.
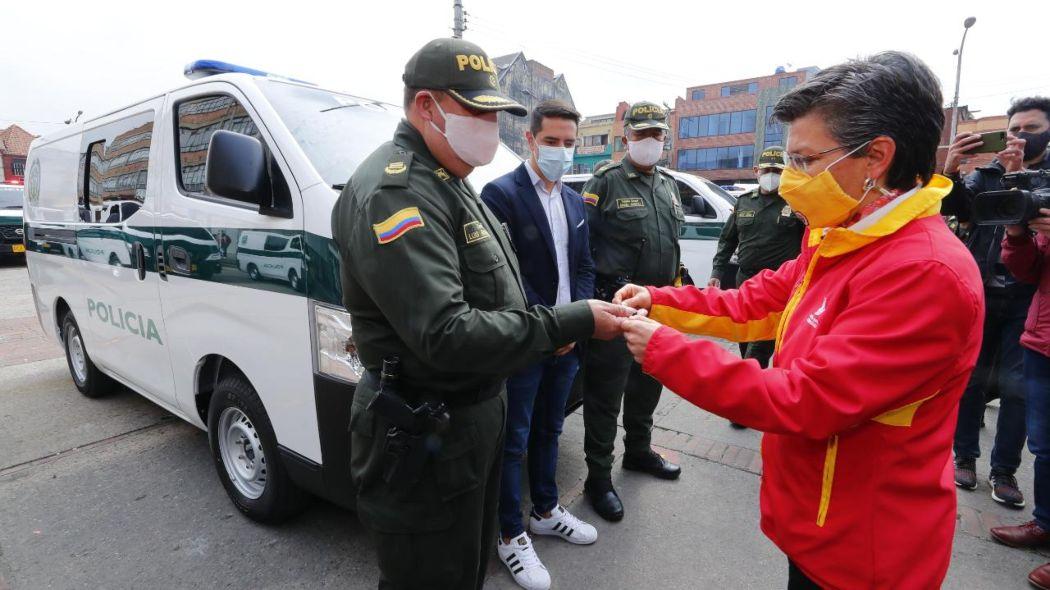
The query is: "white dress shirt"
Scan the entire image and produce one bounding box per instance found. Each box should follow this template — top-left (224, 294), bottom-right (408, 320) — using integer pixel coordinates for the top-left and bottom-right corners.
top-left (525, 160), bottom-right (572, 305)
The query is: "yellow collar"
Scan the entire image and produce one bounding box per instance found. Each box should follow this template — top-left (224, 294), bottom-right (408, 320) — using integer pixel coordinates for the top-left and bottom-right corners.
top-left (809, 174), bottom-right (952, 257)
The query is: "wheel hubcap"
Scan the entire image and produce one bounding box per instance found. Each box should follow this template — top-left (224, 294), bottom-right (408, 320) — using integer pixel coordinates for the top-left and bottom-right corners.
top-left (66, 327), bottom-right (87, 384)
top-left (217, 407), bottom-right (267, 499)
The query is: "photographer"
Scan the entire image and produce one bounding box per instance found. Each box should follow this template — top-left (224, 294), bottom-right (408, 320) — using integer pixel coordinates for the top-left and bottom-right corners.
top-left (941, 96), bottom-right (1050, 507)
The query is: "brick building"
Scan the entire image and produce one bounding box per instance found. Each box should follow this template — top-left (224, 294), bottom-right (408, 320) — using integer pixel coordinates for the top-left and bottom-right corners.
top-left (0, 125), bottom-right (37, 184)
top-left (670, 67), bottom-right (819, 185)
top-left (492, 52), bottom-right (575, 159)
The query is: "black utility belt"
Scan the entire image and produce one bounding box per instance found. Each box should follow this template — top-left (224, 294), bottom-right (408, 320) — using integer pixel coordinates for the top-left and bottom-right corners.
top-left (363, 371), bottom-right (502, 409)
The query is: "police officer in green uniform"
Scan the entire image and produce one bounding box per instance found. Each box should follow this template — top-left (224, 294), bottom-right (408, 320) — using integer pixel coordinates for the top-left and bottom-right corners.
top-left (580, 101), bottom-right (685, 522)
top-left (331, 38), bottom-right (631, 590)
top-left (709, 146), bottom-right (802, 381)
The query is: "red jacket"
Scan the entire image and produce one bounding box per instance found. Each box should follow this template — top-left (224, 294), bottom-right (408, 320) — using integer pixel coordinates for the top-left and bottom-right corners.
top-left (1002, 231), bottom-right (1050, 357)
top-left (643, 176), bottom-right (983, 589)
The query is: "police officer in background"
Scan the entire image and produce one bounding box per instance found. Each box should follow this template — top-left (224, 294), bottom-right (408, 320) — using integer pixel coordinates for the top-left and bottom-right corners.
top-left (581, 101), bottom-right (685, 522)
top-left (332, 38), bottom-right (632, 589)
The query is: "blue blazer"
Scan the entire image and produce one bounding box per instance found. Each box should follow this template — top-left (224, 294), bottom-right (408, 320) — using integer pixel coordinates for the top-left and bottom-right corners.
top-left (481, 163), bottom-right (595, 307)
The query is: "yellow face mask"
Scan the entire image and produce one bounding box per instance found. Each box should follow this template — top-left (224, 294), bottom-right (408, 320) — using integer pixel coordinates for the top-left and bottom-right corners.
top-left (779, 142), bottom-right (869, 228)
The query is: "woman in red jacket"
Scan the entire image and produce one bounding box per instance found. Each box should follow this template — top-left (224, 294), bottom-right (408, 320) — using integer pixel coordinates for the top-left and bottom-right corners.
top-left (616, 52), bottom-right (985, 589)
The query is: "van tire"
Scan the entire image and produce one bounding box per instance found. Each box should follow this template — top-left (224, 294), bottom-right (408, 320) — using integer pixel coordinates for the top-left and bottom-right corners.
top-left (61, 311), bottom-right (117, 398)
top-left (288, 269), bottom-right (302, 292)
top-left (207, 375), bottom-right (310, 523)
top-left (247, 263), bottom-right (260, 281)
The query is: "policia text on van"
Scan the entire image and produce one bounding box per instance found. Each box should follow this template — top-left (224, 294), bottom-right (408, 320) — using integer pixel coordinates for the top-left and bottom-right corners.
top-left (22, 60), bottom-right (522, 521)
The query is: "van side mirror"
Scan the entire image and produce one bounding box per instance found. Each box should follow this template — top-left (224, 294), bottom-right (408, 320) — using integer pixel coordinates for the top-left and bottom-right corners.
top-left (205, 130), bottom-right (293, 218)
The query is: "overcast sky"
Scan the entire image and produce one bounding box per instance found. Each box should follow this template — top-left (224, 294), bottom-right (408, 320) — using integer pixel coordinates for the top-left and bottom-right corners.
top-left (3, 0), bottom-right (1048, 137)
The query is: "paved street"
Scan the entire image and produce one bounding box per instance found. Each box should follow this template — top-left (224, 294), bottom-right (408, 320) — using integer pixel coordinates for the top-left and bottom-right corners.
top-left (1, 258), bottom-right (1048, 589)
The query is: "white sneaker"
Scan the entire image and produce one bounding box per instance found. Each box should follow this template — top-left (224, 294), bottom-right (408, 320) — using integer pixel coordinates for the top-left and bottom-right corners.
top-left (497, 533), bottom-right (551, 590)
top-left (529, 505), bottom-right (598, 545)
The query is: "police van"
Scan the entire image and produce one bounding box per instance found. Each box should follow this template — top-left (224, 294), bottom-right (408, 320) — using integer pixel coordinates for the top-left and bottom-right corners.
top-left (23, 61), bottom-right (521, 522)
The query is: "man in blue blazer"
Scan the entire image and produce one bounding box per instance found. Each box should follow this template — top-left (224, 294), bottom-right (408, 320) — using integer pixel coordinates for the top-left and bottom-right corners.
top-left (481, 100), bottom-right (597, 590)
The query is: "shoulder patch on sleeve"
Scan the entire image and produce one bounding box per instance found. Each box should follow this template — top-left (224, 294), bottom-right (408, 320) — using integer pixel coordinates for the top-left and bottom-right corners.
top-left (373, 206), bottom-right (425, 244)
top-left (582, 192), bottom-right (600, 206)
top-left (381, 152), bottom-right (413, 188)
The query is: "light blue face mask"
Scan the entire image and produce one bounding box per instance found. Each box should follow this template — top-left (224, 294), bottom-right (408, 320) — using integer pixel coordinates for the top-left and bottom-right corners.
top-left (535, 144), bottom-right (575, 182)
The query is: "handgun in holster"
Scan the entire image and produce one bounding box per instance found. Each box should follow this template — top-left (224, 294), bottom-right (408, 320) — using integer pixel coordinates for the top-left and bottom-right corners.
top-left (366, 357), bottom-right (451, 492)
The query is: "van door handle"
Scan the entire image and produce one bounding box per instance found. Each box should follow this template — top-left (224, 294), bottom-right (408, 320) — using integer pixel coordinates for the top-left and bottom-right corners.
top-left (167, 246), bottom-right (191, 274)
top-left (133, 242), bottom-right (146, 281)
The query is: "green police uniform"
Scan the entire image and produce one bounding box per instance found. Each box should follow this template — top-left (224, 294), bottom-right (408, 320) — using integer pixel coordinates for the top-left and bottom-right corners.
top-left (581, 102), bottom-right (684, 482)
top-left (711, 146), bottom-right (802, 367)
top-left (331, 38), bottom-right (595, 590)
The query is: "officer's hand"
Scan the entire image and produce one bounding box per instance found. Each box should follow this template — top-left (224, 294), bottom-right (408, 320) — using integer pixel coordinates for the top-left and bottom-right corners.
top-left (587, 300), bottom-right (636, 340)
top-left (1028, 209), bottom-right (1050, 238)
top-left (622, 315), bottom-right (663, 364)
top-left (999, 135), bottom-right (1027, 173)
top-left (707, 278), bottom-right (721, 289)
top-left (612, 283), bottom-right (652, 311)
top-left (554, 342), bottom-right (576, 356)
top-left (944, 133), bottom-right (982, 175)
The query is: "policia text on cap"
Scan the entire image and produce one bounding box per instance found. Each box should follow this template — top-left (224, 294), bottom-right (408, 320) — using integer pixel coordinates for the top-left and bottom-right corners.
top-left (331, 38), bottom-right (635, 590)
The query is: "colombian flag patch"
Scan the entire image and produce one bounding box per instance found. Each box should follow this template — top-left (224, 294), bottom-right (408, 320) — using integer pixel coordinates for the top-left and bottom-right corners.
top-left (373, 207), bottom-right (425, 244)
top-left (582, 192), bottom-right (600, 206)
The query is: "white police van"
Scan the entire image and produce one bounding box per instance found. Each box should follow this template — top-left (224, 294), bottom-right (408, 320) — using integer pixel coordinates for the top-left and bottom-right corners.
top-left (23, 61), bottom-right (521, 522)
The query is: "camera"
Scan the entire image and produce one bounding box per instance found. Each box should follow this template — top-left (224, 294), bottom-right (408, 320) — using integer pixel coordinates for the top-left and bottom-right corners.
top-left (973, 169), bottom-right (1050, 226)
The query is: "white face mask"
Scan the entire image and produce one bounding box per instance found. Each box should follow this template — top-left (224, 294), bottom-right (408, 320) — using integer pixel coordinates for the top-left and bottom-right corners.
top-left (759, 171), bottom-right (781, 193)
top-left (426, 94), bottom-right (500, 167)
top-left (627, 137), bottom-right (664, 167)
top-left (534, 144), bottom-right (574, 182)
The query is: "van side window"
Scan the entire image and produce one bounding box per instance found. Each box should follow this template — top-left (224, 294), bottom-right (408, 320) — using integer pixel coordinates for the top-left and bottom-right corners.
top-left (264, 234), bottom-right (289, 251)
top-left (677, 180), bottom-right (715, 219)
top-left (176, 95), bottom-right (260, 194)
top-left (79, 113), bottom-right (153, 223)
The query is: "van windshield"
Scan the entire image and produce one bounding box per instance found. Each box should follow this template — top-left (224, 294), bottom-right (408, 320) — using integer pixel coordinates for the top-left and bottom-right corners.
top-left (259, 80), bottom-right (403, 188)
top-left (258, 80), bottom-right (523, 191)
top-left (0, 185), bottom-right (24, 209)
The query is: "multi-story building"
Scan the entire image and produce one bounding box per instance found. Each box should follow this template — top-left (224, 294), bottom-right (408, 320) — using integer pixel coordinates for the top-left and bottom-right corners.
top-left (573, 113), bottom-right (614, 174)
top-left (0, 124), bottom-right (37, 184)
top-left (671, 67), bottom-right (819, 185)
top-left (492, 52), bottom-right (575, 159)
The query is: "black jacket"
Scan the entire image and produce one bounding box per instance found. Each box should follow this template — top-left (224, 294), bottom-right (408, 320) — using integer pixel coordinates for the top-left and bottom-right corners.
top-left (941, 153), bottom-right (1050, 294)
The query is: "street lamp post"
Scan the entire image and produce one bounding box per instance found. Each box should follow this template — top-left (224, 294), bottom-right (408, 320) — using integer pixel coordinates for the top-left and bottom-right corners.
top-left (950, 16), bottom-right (977, 142)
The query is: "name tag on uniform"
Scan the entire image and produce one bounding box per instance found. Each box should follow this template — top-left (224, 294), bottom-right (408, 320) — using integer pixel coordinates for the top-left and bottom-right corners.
top-left (739, 210), bottom-right (757, 218)
top-left (463, 220), bottom-right (492, 244)
top-left (781, 205), bottom-right (793, 217)
top-left (616, 198), bottom-right (644, 209)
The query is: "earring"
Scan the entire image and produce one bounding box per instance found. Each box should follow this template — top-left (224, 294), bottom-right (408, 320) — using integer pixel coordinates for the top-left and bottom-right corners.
top-left (863, 177), bottom-right (893, 196)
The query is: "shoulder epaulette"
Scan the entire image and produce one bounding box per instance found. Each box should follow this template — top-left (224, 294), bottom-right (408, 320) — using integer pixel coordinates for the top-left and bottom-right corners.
top-left (380, 151), bottom-right (413, 188)
top-left (593, 161), bottom-right (621, 178)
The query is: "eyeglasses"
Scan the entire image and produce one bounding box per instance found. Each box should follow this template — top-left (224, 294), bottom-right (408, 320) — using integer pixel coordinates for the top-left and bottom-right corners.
top-left (785, 144), bottom-right (865, 173)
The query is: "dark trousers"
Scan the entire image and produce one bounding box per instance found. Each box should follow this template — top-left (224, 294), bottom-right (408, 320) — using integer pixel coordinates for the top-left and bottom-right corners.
top-left (954, 292), bottom-right (1029, 475)
top-left (350, 384), bottom-right (506, 590)
top-left (1023, 348), bottom-right (1050, 531)
top-left (788, 561), bottom-right (822, 589)
top-left (498, 352), bottom-right (579, 537)
top-left (737, 268), bottom-right (775, 368)
top-left (583, 336), bottom-right (663, 481)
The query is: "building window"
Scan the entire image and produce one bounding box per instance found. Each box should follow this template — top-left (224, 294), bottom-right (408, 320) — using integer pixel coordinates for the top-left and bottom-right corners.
top-left (720, 83), bottom-right (758, 97)
top-left (614, 136), bottom-right (625, 151)
top-left (763, 105), bottom-right (785, 148)
top-left (677, 145), bottom-right (753, 171)
top-left (779, 76), bottom-right (798, 90)
top-left (11, 159), bottom-right (26, 176)
top-left (677, 109), bottom-right (757, 139)
top-left (582, 134), bottom-right (608, 147)
top-left (690, 89), bottom-right (705, 101)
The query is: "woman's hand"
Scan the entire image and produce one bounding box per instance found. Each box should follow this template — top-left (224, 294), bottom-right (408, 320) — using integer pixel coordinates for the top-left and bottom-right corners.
top-left (622, 315), bottom-right (663, 364)
top-left (612, 283), bottom-right (652, 311)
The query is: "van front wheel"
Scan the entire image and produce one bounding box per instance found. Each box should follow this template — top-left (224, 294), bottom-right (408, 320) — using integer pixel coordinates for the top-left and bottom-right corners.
top-left (62, 311), bottom-right (117, 398)
top-left (207, 375), bottom-right (310, 523)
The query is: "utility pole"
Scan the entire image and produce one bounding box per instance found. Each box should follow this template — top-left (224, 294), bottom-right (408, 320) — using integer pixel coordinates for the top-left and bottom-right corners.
top-left (453, 0), bottom-right (465, 39)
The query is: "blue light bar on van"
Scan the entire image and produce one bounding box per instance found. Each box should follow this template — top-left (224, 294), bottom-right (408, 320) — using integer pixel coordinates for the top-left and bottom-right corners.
top-left (183, 60), bottom-right (315, 85)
